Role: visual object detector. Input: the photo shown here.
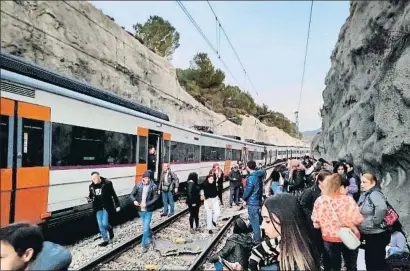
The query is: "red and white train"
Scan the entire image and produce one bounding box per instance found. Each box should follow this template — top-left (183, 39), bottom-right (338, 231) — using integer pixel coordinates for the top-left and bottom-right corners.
top-left (0, 52), bottom-right (309, 228)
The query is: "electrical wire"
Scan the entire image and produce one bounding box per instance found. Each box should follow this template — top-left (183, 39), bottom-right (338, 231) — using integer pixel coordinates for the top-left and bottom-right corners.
top-left (176, 0), bottom-right (240, 86)
top-left (296, 0), bottom-right (314, 120)
top-left (207, 1), bottom-right (259, 97)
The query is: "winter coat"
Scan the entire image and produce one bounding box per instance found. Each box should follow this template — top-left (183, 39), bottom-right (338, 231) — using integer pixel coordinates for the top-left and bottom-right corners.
top-left (229, 170), bottom-right (242, 188)
top-left (130, 180), bottom-right (160, 212)
top-left (88, 177), bottom-right (120, 214)
top-left (209, 233), bottom-right (253, 270)
top-left (285, 169), bottom-right (306, 199)
top-left (29, 241), bottom-right (72, 271)
top-left (242, 170), bottom-right (265, 206)
top-left (186, 180), bottom-right (201, 207)
top-left (299, 183), bottom-right (322, 222)
top-left (158, 170), bottom-right (179, 192)
top-left (358, 187), bottom-right (388, 234)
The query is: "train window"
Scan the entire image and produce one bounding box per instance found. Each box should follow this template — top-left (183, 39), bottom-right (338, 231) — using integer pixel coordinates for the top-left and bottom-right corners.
top-left (170, 141), bottom-right (200, 163)
top-left (51, 123), bottom-right (137, 166)
top-left (226, 149), bottom-right (232, 160)
top-left (138, 136), bottom-right (147, 164)
top-left (21, 118), bottom-right (44, 167)
top-left (232, 149), bottom-right (241, 162)
top-left (1, 115), bottom-right (9, 168)
top-left (163, 140), bottom-right (170, 163)
top-left (104, 131), bottom-right (135, 164)
top-left (201, 146), bottom-right (225, 161)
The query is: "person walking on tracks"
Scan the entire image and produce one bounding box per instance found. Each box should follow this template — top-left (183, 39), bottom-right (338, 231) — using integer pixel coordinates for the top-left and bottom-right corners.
top-left (186, 172), bottom-right (201, 233)
top-left (87, 171), bottom-right (121, 247)
top-left (242, 160), bottom-right (265, 243)
top-left (228, 164), bottom-right (242, 207)
top-left (158, 163), bottom-right (179, 217)
top-left (130, 170), bottom-right (160, 253)
top-left (203, 174), bottom-right (221, 234)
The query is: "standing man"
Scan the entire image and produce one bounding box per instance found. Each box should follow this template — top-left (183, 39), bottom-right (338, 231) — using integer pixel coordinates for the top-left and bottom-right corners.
top-left (242, 161), bottom-right (265, 244)
top-left (147, 146), bottom-right (157, 179)
top-left (87, 172), bottom-right (121, 247)
top-left (158, 163), bottom-right (179, 217)
top-left (228, 164), bottom-right (241, 207)
top-left (130, 170), bottom-right (159, 253)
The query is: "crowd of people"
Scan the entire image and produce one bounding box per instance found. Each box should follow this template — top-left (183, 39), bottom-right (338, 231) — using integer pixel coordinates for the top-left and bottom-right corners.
top-left (1, 157), bottom-right (409, 271)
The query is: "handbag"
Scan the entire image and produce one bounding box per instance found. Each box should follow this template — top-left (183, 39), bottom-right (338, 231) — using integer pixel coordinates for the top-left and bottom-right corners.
top-left (326, 198), bottom-right (361, 250)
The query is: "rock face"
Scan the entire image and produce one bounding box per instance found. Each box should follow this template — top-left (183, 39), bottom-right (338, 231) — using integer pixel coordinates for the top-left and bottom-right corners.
top-left (312, 1), bottom-right (410, 232)
top-left (0, 0), bottom-right (303, 146)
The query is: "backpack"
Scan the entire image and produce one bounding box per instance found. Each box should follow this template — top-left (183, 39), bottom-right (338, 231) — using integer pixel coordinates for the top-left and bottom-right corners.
top-left (367, 191), bottom-right (399, 228)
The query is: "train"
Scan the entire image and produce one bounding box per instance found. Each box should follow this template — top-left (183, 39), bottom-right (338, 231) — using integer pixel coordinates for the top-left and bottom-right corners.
top-left (0, 52), bottom-right (310, 228)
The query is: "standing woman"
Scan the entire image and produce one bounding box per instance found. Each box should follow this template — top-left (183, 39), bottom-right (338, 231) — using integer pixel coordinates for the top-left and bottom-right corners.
top-left (251, 194), bottom-right (320, 270)
top-left (186, 172), bottom-right (201, 233)
top-left (215, 167), bottom-right (224, 205)
top-left (358, 173), bottom-right (391, 271)
top-left (312, 173), bottom-right (363, 271)
top-left (203, 174), bottom-right (221, 234)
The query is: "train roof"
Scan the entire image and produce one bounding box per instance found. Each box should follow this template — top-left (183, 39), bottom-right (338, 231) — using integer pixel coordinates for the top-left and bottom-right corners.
top-left (0, 51), bottom-right (170, 121)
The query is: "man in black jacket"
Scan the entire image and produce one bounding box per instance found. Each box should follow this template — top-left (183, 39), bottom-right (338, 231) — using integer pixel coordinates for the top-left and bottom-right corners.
top-left (228, 164), bottom-right (241, 207)
top-left (88, 172), bottom-right (121, 247)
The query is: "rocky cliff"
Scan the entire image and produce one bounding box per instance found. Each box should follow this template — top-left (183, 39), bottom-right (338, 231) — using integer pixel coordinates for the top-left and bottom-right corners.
top-left (0, 0), bottom-right (303, 146)
top-left (312, 1), bottom-right (410, 232)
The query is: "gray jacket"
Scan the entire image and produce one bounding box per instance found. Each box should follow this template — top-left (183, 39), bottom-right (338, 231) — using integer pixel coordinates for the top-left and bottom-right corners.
top-left (159, 170), bottom-right (179, 192)
top-left (358, 187), bottom-right (388, 234)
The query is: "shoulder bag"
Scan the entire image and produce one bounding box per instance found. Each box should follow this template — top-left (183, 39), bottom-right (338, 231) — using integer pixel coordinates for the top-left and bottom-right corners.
top-left (326, 198), bottom-right (361, 250)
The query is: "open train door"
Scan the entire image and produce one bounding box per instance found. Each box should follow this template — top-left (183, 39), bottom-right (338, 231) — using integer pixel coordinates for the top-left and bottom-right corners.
top-left (1, 98), bottom-right (51, 227)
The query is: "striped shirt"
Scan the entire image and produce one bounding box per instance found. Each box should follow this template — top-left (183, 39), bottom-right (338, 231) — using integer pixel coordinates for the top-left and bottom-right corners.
top-left (249, 237), bottom-right (281, 271)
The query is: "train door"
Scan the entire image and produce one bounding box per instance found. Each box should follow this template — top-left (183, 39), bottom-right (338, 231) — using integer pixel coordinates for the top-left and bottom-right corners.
top-left (148, 130), bottom-right (163, 181)
top-left (224, 145), bottom-right (232, 176)
top-left (1, 98), bottom-right (51, 227)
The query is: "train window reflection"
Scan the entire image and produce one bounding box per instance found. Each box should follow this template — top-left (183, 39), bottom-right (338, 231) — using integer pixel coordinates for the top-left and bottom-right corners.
top-left (1, 115), bottom-right (9, 168)
top-left (22, 118), bottom-right (44, 167)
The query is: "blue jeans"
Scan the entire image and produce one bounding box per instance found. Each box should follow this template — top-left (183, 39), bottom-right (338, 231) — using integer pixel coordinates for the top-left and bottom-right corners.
top-left (96, 209), bottom-right (111, 242)
top-left (248, 205), bottom-right (262, 242)
top-left (139, 211), bottom-right (153, 248)
top-left (162, 191), bottom-right (174, 215)
top-left (214, 262), bottom-right (223, 271)
top-left (260, 262), bottom-right (280, 270)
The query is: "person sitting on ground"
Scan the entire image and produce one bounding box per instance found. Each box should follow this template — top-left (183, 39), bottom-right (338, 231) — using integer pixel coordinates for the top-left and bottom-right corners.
top-left (387, 221), bottom-right (410, 257)
top-left (249, 194), bottom-right (320, 271)
top-left (208, 217), bottom-right (253, 271)
top-left (0, 223), bottom-right (72, 271)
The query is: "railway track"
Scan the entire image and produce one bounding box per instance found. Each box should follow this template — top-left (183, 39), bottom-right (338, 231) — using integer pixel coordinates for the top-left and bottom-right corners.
top-left (75, 165), bottom-right (277, 271)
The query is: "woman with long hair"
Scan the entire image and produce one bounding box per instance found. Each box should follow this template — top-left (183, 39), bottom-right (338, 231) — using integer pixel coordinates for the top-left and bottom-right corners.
top-left (312, 173), bottom-right (363, 271)
top-left (186, 172), bottom-right (201, 233)
top-left (358, 173), bottom-right (391, 271)
top-left (202, 174), bottom-right (221, 234)
top-left (250, 193), bottom-right (320, 271)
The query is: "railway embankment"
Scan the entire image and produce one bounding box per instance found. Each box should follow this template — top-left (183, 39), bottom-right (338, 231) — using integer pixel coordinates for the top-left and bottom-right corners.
top-left (0, 0), bottom-right (304, 146)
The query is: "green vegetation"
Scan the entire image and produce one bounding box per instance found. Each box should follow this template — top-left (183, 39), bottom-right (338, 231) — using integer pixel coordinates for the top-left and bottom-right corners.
top-left (177, 53), bottom-right (302, 138)
top-left (133, 15), bottom-right (180, 59)
top-left (132, 16), bottom-right (301, 139)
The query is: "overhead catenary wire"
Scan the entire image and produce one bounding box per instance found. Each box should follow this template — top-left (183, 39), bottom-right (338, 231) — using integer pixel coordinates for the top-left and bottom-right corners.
top-left (296, 0), bottom-right (314, 121)
top-left (206, 1), bottom-right (259, 97)
top-left (176, 0), bottom-right (241, 87)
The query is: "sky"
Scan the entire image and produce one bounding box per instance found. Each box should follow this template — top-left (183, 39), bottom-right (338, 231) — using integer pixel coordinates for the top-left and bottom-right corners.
top-left (90, 1), bottom-right (350, 132)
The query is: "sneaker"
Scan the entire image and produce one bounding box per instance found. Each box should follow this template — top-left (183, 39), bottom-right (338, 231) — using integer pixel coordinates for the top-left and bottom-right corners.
top-left (168, 213), bottom-right (174, 217)
top-left (212, 220), bottom-right (217, 227)
top-left (98, 241), bottom-right (109, 247)
top-left (108, 228), bottom-right (114, 240)
top-left (208, 230), bottom-right (213, 234)
top-left (160, 212), bottom-right (168, 217)
top-left (190, 229), bottom-right (195, 234)
top-left (142, 247), bottom-right (149, 253)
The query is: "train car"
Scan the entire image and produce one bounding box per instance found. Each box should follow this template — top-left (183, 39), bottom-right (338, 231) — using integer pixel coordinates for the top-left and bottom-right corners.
top-left (0, 52), bottom-right (307, 228)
